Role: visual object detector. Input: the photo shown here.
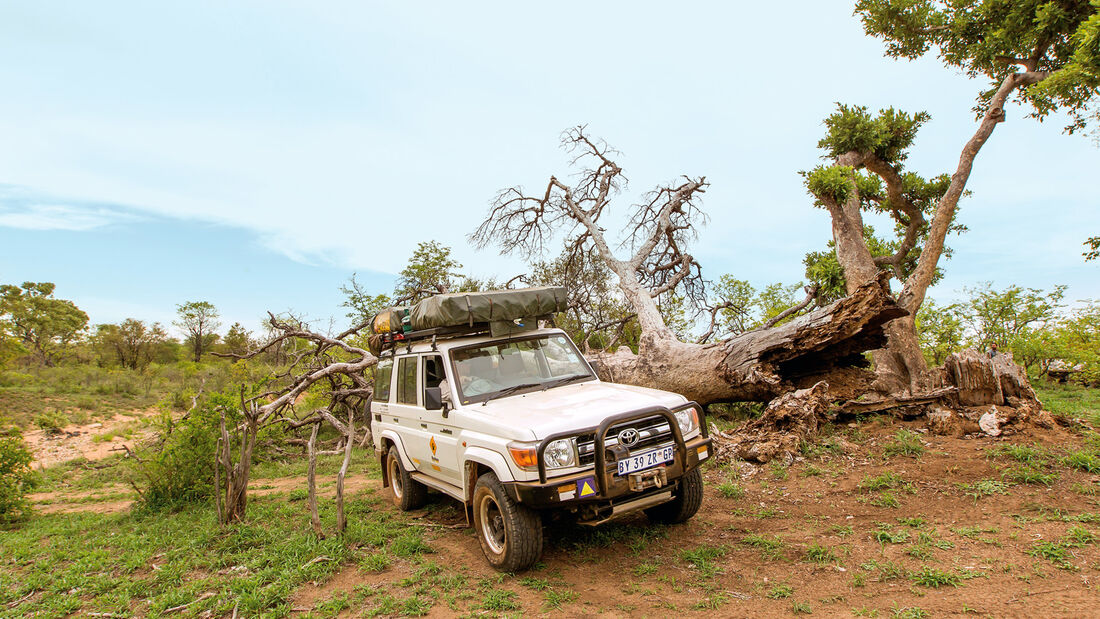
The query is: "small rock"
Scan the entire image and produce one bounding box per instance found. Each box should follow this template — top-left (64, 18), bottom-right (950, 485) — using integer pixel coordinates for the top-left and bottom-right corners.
top-left (979, 408), bottom-right (1003, 437)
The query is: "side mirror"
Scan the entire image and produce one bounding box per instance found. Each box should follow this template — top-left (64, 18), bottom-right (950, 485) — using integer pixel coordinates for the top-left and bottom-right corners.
top-left (425, 386), bottom-right (444, 412)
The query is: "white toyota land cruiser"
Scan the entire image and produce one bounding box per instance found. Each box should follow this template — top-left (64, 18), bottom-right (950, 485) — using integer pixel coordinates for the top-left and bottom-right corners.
top-left (369, 310), bottom-right (712, 572)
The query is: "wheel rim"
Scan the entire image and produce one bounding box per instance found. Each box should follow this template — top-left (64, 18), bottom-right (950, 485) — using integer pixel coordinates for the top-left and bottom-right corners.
top-left (388, 456), bottom-right (403, 499)
top-left (478, 493), bottom-right (506, 554)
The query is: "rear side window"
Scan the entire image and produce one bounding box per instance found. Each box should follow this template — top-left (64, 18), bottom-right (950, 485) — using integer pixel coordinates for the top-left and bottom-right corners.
top-left (396, 357), bottom-right (418, 405)
top-left (374, 358), bottom-right (392, 402)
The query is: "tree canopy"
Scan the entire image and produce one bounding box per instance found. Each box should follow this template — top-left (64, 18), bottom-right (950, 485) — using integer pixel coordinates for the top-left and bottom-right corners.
top-left (857, 0), bottom-right (1100, 132)
top-left (174, 301), bottom-right (221, 363)
top-left (0, 282), bottom-right (88, 366)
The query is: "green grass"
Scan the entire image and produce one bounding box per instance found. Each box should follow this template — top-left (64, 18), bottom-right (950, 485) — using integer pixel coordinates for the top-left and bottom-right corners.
top-left (0, 490), bottom-right (428, 617)
top-left (872, 526), bottom-right (909, 545)
top-left (804, 543), bottom-right (837, 565)
top-left (1002, 465), bottom-right (1058, 485)
top-left (1034, 381), bottom-right (1100, 423)
top-left (882, 429), bottom-right (925, 458)
top-left (959, 479), bottom-right (1012, 502)
top-left (742, 534), bottom-right (785, 560)
top-left (679, 544), bottom-right (728, 579)
top-left (717, 481), bottom-right (745, 499)
top-left (858, 472), bottom-right (914, 493)
top-left (767, 584), bottom-right (794, 599)
top-left (1062, 450), bottom-right (1100, 474)
top-left (909, 566), bottom-right (961, 588)
top-left (791, 600), bottom-right (813, 614)
top-left (988, 443), bottom-right (1051, 467)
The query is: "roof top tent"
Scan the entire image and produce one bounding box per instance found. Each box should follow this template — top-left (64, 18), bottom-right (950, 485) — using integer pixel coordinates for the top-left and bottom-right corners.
top-left (368, 287), bottom-right (568, 356)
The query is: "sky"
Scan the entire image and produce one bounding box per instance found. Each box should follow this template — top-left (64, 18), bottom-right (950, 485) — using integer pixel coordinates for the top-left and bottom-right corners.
top-left (1, 1), bottom-right (1097, 337)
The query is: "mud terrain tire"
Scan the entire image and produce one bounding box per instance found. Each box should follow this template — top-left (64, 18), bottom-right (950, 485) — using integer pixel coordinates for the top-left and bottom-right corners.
top-left (644, 467), bottom-right (703, 524)
top-left (473, 472), bottom-right (543, 572)
top-left (386, 449), bottom-right (427, 511)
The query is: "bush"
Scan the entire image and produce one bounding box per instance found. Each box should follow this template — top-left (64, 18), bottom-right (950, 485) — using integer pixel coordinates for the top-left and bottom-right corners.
top-left (132, 394), bottom-right (228, 511)
top-left (0, 430), bottom-right (36, 522)
top-left (33, 410), bottom-right (68, 434)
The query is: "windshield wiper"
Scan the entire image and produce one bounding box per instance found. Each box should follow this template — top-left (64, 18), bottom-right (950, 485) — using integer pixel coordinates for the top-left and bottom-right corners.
top-left (541, 373), bottom-right (592, 391)
top-left (481, 382), bottom-right (542, 406)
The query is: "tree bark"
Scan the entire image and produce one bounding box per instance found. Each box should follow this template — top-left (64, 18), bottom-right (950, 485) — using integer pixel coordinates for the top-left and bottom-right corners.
top-left (307, 423), bottom-right (323, 538)
top-left (591, 276), bottom-right (905, 405)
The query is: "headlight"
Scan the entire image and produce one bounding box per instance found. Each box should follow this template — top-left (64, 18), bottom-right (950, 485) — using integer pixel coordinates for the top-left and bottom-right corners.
top-left (544, 438), bottom-right (577, 469)
top-left (508, 438), bottom-right (578, 471)
top-left (674, 406), bottom-right (699, 436)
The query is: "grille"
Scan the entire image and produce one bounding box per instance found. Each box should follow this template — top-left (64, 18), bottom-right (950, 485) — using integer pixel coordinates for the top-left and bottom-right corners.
top-left (576, 415), bottom-right (673, 466)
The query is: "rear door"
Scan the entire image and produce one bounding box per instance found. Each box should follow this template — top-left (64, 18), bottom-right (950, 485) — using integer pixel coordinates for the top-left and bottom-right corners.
top-left (389, 355), bottom-right (431, 472)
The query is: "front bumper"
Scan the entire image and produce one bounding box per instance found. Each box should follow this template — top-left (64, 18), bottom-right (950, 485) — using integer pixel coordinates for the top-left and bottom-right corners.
top-left (504, 433), bottom-right (713, 509)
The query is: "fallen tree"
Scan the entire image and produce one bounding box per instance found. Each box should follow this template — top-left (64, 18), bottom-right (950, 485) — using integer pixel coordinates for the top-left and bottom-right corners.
top-left (471, 127), bottom-right (907, 408)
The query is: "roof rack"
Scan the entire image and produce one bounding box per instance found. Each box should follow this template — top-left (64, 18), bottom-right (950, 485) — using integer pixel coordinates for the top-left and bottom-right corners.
top-left (375, 324), bottom-right (491, 356)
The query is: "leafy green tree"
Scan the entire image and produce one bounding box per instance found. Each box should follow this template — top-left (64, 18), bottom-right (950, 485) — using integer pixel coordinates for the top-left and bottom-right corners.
top-left (0, 282), bottom-right (88, 366)
top-left (94, 319), bottom-right (170, 370)
top-left (958, 283), bottom-right (1066, 372)
top-left (1051, 300), bottom-right (1100, 383)
top-left (802, 0), bottom-right (1099, 391)
top-left (221, 322), bottom-right (254, 359)
top-left (174, 301), bottom-right (221, 362)
top-left (915, 299), bottom-right (965, 365)
top-left (1085, 236), bottom-right (1100, 261)
top-left (340, 273), bottom-right (392, 326)
top-left (704, 276), bottom-right (814, 341)
top-left (395, 240), bottom-right (465, 303)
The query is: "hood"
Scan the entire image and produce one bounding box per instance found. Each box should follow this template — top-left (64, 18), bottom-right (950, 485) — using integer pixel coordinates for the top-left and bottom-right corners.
top-left (463, 380), bottom-right (688, 440)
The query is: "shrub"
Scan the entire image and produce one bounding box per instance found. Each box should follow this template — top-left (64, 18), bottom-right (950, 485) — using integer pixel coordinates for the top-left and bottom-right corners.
top-left (0, 430), bottom-right (36, 522)
top-left (33, 409), bottom-right (68, 434)
top-left (132, 393), bottom-right (229, 511)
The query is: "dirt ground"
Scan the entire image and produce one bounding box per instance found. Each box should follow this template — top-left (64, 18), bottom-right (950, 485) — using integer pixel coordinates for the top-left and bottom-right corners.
top-left (24, 407), bottom-right (160, 468)
top-left (23, 415), bottom-right (1100, 617)
top-left (291, 422), bottom-right (1100, 617)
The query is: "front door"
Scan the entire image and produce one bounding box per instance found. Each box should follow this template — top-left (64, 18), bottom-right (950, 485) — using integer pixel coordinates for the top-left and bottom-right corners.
top-left (420, 354), bottom-right (462, 486)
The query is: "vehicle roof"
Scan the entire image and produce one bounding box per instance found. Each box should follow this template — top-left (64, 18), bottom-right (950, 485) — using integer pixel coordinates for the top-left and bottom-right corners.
top-left (377, 327), bottom-right (568, 358)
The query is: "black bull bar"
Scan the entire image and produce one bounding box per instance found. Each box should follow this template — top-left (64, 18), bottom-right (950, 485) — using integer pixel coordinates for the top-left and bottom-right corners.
top-left (534, 403), bottom-right (710, 492)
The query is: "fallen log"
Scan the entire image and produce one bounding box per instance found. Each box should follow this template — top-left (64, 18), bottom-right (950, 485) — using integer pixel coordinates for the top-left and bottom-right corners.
top-left (590, 276), bottom-right (906, 406)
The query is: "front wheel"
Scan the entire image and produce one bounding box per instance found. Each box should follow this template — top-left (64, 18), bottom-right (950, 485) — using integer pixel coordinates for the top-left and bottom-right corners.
top-left (472, 472), bottom-right (543, 572)
top-left (644, 467), bottom-right (703, 524)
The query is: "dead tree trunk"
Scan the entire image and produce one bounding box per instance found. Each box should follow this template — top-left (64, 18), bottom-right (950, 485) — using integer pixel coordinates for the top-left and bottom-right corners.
top-left (336, 409), bottom-right (353, 533)
top-left (216, 408), bottom-right (258, 525)
top-left (591, 276), bottom-right (905, 405)
top-left (307, 423), bottom-right (323, 538)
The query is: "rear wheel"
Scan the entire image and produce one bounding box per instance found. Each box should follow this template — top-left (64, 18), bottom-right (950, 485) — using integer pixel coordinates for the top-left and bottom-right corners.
top-left (644, 467), bottom-right (703, 524)
top-left (472, 472), bottom-right (543, 572)
top-left (386, 449), bottom-right (426, 511)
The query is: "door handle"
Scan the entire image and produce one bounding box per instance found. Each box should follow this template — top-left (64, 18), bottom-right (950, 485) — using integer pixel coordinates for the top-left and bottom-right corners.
top-left (440, 428), bottom-right (453, 435)
top-left (420, 423), bottom-right (428, 429)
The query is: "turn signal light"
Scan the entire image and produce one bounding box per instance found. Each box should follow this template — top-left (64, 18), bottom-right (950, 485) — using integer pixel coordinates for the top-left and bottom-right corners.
top-left (508, 444), bottom-right (539, 470)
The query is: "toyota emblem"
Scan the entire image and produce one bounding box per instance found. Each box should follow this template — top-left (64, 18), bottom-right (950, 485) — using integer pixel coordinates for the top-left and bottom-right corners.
top-left (617, 428), bottom-right (640, 447)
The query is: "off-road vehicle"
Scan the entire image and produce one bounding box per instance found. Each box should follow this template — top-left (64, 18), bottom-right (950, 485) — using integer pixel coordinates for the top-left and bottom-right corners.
top-left (368, 287), bottom-right (712, 571)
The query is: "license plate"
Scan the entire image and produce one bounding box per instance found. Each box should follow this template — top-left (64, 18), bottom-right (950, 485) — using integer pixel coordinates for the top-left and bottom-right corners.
top-left (617, 445), bottom-right (674, 476)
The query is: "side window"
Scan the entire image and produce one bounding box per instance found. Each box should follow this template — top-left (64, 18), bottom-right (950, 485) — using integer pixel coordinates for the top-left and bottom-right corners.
top-left (396, 357), bottom-right (418, 406)
top-left (423, 355), bottom-right (445, 391)
top-left (374, 358), bottom-right (393, 402)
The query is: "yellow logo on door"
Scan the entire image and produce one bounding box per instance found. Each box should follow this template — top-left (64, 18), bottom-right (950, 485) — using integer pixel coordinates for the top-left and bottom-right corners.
top-left (429, 436), bottom-right (437, 455)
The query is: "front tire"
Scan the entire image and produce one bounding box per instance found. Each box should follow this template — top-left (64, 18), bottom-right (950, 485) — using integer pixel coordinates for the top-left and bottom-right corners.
top-left (386, 449), bottom-right (426, 511)
top-left (472, 472), bottom-right (543, 572)
top-left (644, 467), bottom-right (703, 524)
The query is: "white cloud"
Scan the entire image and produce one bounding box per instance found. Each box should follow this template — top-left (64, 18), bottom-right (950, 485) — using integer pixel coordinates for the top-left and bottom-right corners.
top-left (0, 202), bottom-right (138, 231)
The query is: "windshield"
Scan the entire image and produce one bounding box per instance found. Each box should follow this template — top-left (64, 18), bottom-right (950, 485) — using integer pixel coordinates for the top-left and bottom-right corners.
top-left (451, 334), bottom-right (594, 404)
